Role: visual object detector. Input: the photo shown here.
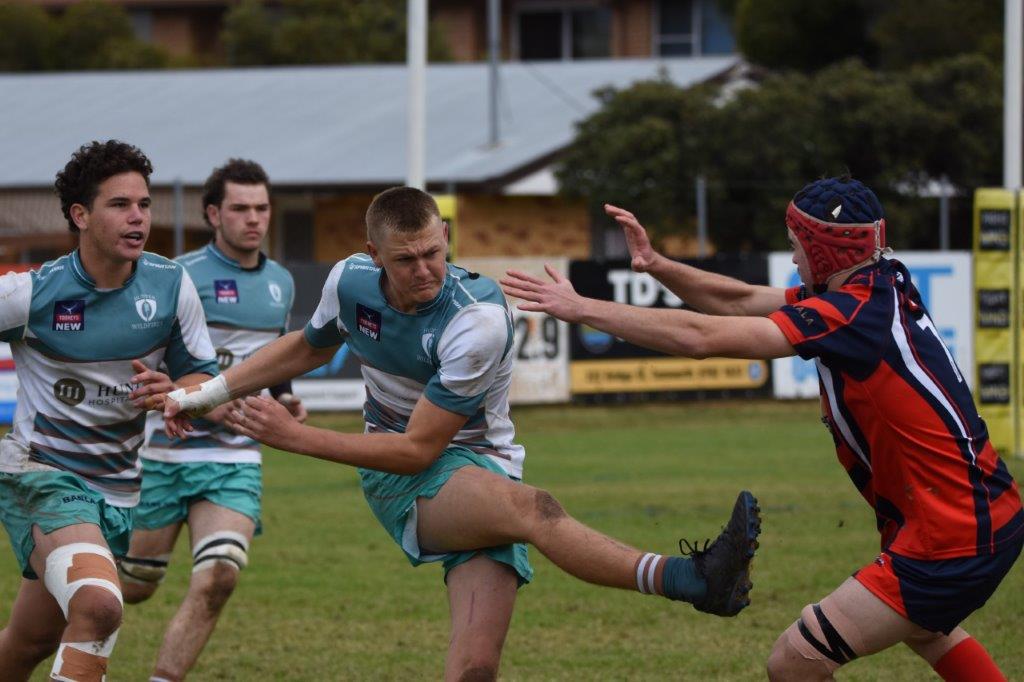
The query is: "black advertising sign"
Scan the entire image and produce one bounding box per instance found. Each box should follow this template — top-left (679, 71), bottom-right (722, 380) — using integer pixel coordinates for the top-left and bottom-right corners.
top-left (977, 289), bottom-right (1011, 328)
top-left (568, 256), bottom-right (771, 396)
top-left (978, 209), bottom-right (1012, 251)
top-left (978, 363), bottom-right (1011, 404)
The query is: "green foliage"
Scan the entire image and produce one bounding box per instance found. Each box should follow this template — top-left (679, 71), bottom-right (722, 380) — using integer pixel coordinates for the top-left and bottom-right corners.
top-left (0, 2), bottom-right (53, 70)
top-left (732, 0), bottom-right (1003, 73)
top-left (222, 0), bottom-right (450, 67)
top-left (734, 0), bottom-right (871, 72)
top-left (558, 56), bottom-right (999, 251)
top-left (0, 0), bottom-right (168, 71)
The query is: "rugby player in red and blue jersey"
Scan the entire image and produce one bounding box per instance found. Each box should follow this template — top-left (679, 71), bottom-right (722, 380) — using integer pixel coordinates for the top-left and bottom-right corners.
top-left (502, 176), bottom-right (1022, 681)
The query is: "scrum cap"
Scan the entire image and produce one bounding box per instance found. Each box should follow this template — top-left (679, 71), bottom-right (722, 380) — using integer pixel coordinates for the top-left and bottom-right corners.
top-left (786, 177), bottom-right (886, 292)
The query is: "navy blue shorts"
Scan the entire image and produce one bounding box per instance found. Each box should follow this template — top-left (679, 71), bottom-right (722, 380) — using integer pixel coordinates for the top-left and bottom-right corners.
top-left (855, 531), bottom-right (1023, 634)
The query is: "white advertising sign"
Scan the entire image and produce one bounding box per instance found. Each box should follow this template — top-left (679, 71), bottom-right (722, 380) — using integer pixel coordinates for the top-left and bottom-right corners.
top-left (768, 252), bottom-right (974, 398)
top-left (457, 257), bottom-right (571, 404)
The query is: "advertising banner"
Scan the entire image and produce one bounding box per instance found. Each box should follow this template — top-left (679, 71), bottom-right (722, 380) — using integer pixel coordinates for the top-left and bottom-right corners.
top-left (568, 257), bottom-right (770, 396)
top-left (769, 251), bottom-right (974, 399)
top-left (458, 257), bottom-right (571, 404)
top-left (971, 189), bottom-right (1019, 456)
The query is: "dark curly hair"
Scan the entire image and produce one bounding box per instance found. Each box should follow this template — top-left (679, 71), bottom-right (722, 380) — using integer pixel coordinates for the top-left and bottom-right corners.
top-left (202, 159), bottom-right (271, 227)
top-left (366, 187), bottom-right (440, 242)
top-left (54, 140), bottom-right (153, 233)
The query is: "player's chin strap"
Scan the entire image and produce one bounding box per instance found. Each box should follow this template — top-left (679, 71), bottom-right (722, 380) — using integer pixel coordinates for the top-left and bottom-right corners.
top-left (166, 374), bottom-right (231, 417)
top-left (45, 543), bottom-right (123, 682)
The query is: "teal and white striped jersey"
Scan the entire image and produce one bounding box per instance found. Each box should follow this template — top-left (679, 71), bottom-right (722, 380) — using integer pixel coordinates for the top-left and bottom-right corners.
top-left (0, 251), bottom-right (218, 507)
top-left (304, 255), bottom-right (525, 478)
top-left (144, 243), bottom-right (294, 464)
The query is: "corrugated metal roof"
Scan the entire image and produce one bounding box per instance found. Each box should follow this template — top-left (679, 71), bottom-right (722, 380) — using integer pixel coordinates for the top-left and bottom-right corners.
top-left (0, 57), bottom-right (737, 188)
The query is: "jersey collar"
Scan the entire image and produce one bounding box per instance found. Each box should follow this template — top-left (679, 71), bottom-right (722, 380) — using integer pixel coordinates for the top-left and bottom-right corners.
top-left (69, 249), bottom-right (138, 290)
top-left (206, 241), bottom-right (267, 272)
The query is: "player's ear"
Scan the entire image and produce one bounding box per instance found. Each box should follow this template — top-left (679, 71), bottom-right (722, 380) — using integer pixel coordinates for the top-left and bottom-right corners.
top-left (69, 203), bottom-right (90, 232)
top-left (206, 204), bottom-right (221, 229)
top-left (367, 240), bottom-right (383, 268)
top-left (442, 220), bottom-right (449, 242)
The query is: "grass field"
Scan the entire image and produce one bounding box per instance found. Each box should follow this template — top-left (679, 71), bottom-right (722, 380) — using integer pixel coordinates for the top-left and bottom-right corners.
top-left (2, 400), bottom-right (1022, 680)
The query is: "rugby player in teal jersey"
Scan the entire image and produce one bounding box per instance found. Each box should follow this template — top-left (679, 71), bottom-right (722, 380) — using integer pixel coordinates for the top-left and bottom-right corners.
top-left (163, 188), bottom-right (760, 681)
top-left (120, 160), bottom-right (302, 682)
top-left (0, 141), bottom-right (218, 681)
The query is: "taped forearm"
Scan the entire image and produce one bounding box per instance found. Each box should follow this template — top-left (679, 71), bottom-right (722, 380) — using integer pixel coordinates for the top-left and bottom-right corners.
top-left (166, 374), bottom-right (231, 416)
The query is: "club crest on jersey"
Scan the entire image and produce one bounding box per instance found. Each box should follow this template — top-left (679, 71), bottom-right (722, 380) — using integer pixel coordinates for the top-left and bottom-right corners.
top-left (215, 279), bottom-right (239, 304)
top-left (135, 296), bottom-right (157, 322)
top-left (356, 303), bottom-right (382, 341)
top-left (268, 282), bottom-right (282, 303)
top-left (52, 300), bottom-right (85, 331)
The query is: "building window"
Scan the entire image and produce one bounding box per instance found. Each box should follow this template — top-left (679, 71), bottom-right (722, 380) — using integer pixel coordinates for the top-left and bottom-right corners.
top-left (128, 9), bottom-right (153, 42)
top-left (656, 0), bottom-right (735, 57)
top-left (516, 4), bottom-right (611, 61)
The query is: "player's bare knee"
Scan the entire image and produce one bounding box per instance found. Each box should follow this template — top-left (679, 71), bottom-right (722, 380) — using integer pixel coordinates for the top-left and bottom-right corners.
top-left (121, 580), bottom-right (158, 605)
top-left (532, 488), bottom-right (566, 523)
top-left (194, 562), bottom-right (239, 613)
top-left (67, 586), bottom-right (123, 639)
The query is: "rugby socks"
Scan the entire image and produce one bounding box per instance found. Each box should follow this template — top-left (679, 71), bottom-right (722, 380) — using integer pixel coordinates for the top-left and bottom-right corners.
top-left (634, 553), bottom-right (707, 602)
top-left (933, 638), bottom-right (1006, 682)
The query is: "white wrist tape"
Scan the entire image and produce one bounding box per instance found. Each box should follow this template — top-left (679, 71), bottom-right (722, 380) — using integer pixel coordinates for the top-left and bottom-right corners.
top-left (167, 374), bottom-right (231, 417)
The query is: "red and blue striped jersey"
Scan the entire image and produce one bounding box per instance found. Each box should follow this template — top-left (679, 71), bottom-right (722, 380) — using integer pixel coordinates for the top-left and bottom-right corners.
top-left (768, 258), bottom-right (1023, 560)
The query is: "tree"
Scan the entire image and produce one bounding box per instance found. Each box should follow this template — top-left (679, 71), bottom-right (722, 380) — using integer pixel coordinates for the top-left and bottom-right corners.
top-left (728, 0), bottom-right (1002, 73)
top-left (222, 0), bottom-right (450, 67)
top-left (53, 1), bottom-right (167, 70)
top-left (557, 56), bottom-right (997, 252)
top-left (0, 2), bottom-right (53, 71)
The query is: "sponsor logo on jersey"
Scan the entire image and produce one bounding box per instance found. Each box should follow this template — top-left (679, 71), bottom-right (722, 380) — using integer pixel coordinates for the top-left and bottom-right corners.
top-left (135, 296), bottom-right (157, 322)
top-left (215, 279), bottom-right (239, 304)
top-left (52, 300), bottom-right (85, 331)
top-left (356, 303), bottom-right (382, 341)
top-left (268, 282), bottom-right (283, 303)
top-left (53, 378), bottom-right (86, 406)
top-left (420, 331), bottom-right (435, 362)
top-left (89, 381), bottom-right (142, 407)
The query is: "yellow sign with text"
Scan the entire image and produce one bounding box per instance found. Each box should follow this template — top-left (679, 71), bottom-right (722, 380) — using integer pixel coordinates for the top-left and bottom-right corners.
top-left (571, 357), bottom-right (768, 394)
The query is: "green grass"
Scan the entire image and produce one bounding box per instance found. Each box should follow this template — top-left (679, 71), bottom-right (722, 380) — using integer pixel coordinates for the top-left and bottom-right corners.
top-left (2, 401), bottom-right (1022, 680)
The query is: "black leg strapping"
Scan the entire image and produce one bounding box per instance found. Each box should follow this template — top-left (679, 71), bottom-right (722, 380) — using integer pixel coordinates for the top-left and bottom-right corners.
top-left (797, 604), bottom-right (858, 666)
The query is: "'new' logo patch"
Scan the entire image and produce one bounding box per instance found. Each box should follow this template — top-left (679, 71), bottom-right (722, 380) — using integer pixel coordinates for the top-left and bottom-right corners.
top-left (356, 303), bottom-right (382, 341)
top-left (53, 300), bottom-right (85, 331)
top-left (215, 279), bottom-right (239, 304)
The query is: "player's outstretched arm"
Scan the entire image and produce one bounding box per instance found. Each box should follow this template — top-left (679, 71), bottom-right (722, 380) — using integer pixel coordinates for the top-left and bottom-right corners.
top-left (605, 204), bottom-right (786, 316)
top-left (163, 330), bottom-right (338, 436)
top-left (225, 393), bottom-right (467, 475)
top-left (502, 266), bottom-right (795, 360)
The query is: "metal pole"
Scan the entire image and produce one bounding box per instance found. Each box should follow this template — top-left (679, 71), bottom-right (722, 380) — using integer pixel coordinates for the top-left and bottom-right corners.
top-left (488, 0), bottom-right (501, 147)
top-left (1005, 0), bottom-right (1022, 189)
top-left (696, 175), bottom-right (707, 257)
top-left (939, 174), bottom-right (950, 251)
top-left (407, 0), bottom-right (427, 190)
top-left (173, 178), bottom-right (184, 257)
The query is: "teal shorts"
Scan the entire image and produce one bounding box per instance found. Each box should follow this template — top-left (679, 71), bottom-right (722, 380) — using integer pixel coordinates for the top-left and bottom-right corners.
top-left (134, 460), bottom-right (262, 534)
top-left (0, 470), bottom-right (133, 579)
top-left (360, 446), bottom-right (533, 586)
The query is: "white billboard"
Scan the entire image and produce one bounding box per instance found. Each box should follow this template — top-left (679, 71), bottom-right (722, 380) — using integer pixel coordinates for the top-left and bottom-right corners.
top-left (768, 252), bottom-right (974, 399)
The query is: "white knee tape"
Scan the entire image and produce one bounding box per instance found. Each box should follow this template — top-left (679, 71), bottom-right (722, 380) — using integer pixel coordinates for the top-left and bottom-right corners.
top-left (51, 635), bottom-right (119, 681)
top-left (192, 531), bottom-right (249, 573)
top-left (118, 554), bottom-right (170, 585)
top-left (44, 543), bottom-right (122, 620)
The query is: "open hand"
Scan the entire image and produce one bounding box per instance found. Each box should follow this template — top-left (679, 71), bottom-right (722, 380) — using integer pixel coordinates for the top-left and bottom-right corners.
top-left (500, 264), bottom-right (585, 323)
top-left (277, 393), bottom-right (308, 423)
top-left (129, 359), bottom-right (175, 411)
top-left (224, 396), bottom-right (304, 451)
top-left (605, 204), bottom-right (658, 273)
